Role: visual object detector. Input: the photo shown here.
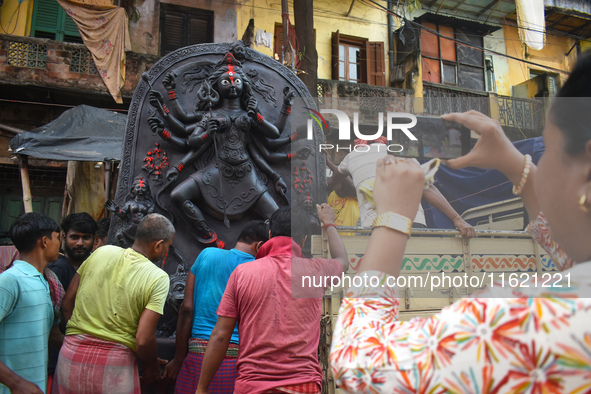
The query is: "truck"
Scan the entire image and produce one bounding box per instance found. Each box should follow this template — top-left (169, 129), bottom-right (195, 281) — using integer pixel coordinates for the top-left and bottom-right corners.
top-left (312, 198), bottom-right (558, 393)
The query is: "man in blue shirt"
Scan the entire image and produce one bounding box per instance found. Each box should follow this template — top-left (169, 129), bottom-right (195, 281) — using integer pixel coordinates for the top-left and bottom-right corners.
top-left (164, 221), bottom-right (268, 393)
top-left (0, 213), bottom-right (61, 394)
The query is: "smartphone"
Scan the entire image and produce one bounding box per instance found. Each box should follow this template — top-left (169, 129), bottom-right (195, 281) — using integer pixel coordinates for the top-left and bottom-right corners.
top-left (401, 116), bottom-right (470, 159)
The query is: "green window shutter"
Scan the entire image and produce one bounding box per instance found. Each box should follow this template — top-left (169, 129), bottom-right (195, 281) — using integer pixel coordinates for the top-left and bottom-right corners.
top-left (31, 0), bottom-right (81, 42)
top-left (63, 12), bottom-right (82, 40)
top-left (0, 197), bottom-right (25, 233)
top-left (31, 0), bottom-right (61, 39)
top-left (0, 196), bottom-right (63, 233)
top-left (45, 198), bottom-right (63, 224)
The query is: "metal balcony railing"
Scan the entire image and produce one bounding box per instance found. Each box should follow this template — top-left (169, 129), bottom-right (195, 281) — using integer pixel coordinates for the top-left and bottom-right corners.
top-left (497, 95), bottom-right (546, 132)
top-left (316, 79), bottom-right (413, 112)
top-left (423, 82), bottom-right (490, 116)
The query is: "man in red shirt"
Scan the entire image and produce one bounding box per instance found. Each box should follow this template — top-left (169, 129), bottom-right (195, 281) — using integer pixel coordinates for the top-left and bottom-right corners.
top-left (196, 205), bottom-right (349, 394)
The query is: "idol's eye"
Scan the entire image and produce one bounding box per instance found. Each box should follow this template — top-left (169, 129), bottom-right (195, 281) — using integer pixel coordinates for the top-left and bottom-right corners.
top-left (234, 79), bottom-right (242, 85)
top-left (221, 80), bottom-right (230, 86)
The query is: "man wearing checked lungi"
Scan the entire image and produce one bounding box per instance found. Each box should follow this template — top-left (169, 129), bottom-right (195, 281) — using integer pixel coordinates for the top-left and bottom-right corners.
top-left (52, 213), bottom-right (174, 393)
top-left (163, 221), bottom-right (269, 394)
top-left (196, 205), bottom-right (349, 394)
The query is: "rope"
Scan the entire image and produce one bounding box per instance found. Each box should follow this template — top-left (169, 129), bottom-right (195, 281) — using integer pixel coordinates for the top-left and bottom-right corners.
top-left (281, 12), bottom-right (301, 69)
top-left (423, 179), bottom-right (513, 213)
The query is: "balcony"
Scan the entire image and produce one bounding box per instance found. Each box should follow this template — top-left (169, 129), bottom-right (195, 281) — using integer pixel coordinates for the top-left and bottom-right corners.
top-left (317, 79), bottom-right (414, 113)
top-left (422, 82), bottom-right (546, 139)
top-left (497, 95), bottom-right (547, 138)
top-left (423, 82), bottom-right (490, 116)
top-left (0, 34), bottom-right (158, 99)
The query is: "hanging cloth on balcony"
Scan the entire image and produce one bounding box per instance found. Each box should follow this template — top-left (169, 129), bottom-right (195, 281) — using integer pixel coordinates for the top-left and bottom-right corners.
top-left (255, 28), bottom-right (273, 49)
top-left (56, 0), bottom-right (131, 103)
top-left (515, 0), bottom-right (545, 51)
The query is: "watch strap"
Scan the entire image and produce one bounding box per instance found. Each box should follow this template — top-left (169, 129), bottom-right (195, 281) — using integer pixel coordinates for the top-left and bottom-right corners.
top-left (372, 212), bottom-right (412, 236)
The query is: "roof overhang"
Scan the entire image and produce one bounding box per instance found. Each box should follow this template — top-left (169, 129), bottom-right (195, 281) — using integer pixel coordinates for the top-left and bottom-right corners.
top-left (421, 0), bottom-right (591, 38)
top-left (415, 12), bottom-right (503, 34)
top-left (421, 0), bottom-right (517, 25)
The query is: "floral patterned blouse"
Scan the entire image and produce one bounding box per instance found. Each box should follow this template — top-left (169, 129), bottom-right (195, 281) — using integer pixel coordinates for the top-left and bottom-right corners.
top-left (330, 213), bottom-right (591, 393)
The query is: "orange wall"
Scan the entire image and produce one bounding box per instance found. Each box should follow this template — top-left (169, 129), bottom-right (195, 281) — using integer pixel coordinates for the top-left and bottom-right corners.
top-left (503, 24), bottom-right (577, 95)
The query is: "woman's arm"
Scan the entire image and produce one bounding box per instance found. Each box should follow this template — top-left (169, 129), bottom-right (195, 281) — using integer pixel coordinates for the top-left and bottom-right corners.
top-left (443, 111), bottom-right (539, 219)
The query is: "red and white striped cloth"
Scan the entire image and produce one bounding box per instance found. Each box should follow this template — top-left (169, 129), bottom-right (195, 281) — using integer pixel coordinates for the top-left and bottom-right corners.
top-left (263, 382), bottom-right (321, 394)
top-left (52, 334), bottom-right (140, 394)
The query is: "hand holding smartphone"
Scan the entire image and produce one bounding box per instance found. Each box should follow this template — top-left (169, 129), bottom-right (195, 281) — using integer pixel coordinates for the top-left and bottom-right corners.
top-left (403, 116), bottom-right (470, 159)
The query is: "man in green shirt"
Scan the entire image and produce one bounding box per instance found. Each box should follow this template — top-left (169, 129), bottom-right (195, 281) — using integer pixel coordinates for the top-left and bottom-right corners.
top-left (53, 213), bottom-right (174, 393)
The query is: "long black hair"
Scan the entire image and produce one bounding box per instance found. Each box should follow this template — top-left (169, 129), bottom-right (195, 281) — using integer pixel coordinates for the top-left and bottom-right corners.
top-left (550, 52), bottom-right (591, 156)
top-left (196, 52), bottom-right (257, 112)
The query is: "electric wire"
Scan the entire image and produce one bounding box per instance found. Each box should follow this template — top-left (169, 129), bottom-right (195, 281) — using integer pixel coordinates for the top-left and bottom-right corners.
top-left (361, 0), bottom-right (574, 74)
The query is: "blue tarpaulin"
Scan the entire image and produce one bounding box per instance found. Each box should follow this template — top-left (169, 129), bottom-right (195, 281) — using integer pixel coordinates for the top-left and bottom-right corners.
top-left (424, 137), bottom-right (546, 229)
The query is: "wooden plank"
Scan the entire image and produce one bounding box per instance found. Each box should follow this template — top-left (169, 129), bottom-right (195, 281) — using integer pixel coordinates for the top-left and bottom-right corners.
top-left (470, 237), bottom-right (536, 255)
top-left (18, 156), bottom-right (33, 213)
top-left (406, 236), bottom-right (464, 254)
top-left (450, 0), bottom-right (467, 12)
top-left (0, 157), bottom-right (17, 165)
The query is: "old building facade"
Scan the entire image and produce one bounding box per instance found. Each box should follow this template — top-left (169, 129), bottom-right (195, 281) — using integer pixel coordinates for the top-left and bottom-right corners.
top-left (0, 0), bottom-right (590, 228)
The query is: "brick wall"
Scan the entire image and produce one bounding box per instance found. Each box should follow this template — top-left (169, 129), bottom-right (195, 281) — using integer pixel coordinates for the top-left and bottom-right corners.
top-left (0, 34), bottom-right (159, 99)
top-left (0, 164), bottom-right (66, 197)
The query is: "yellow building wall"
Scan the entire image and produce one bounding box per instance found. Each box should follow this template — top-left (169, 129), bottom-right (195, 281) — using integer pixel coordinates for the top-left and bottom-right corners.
top-left (235, 0), bottom-right (391, 80)
top-left (0, 0), bottom-right (112, 38)
top-left (581, 40), bottom-right (591, 53)
top-left (503, 25), bottom-right (577, 96)
top-left (0, 0), bottom-right (34, 36)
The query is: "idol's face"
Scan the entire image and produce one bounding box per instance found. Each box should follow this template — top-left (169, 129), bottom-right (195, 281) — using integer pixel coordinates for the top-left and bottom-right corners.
top-left (217, 73), bottom-right (243, 99)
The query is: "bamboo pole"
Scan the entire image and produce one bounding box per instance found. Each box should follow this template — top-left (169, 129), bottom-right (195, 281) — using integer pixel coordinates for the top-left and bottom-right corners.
top-left (104, 160), bottom-right (112, 217)
top-left (18, 155), bottom-right (33, 213)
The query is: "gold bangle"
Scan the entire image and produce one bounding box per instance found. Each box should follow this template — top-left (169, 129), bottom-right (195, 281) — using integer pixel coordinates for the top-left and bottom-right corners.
top-left (372, 212), bottom-right (412, 236)
top-left (512, 154), bottom-right (532, 196)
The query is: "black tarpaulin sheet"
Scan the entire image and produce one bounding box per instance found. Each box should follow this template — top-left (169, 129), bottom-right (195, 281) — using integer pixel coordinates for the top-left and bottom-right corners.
top-left (9, 105), bottom-right (126, 161)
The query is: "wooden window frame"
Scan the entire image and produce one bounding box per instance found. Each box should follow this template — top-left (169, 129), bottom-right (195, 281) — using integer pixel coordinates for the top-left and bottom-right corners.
top-left (421, 22), bottom-right (485, 91)
top-left (485, 55), bottom-right (496, 93)
top-left (339, 39), bottom-right (364, 83)
top-left (331, 31), bottom-right (385, 86)
top-left (159, 3), bottom-right (214, 56)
